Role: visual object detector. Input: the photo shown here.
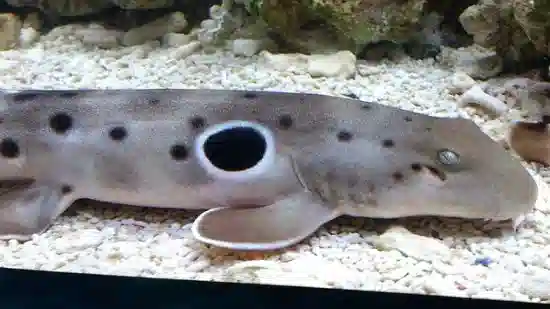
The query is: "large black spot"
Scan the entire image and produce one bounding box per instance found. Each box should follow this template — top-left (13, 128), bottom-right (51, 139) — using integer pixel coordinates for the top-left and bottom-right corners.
top-left (12, 91), bottom-right (39, 102)
top-left (58, 91), bottom-right (79, 98)
top-left (49, 112), bottom-right (73, 134)
top-left (203, 126), bottom-right (267, 172)
top-left (0, 138), bottom-right (19, 158)
top-left (243, 92), bottom-right (258, 99)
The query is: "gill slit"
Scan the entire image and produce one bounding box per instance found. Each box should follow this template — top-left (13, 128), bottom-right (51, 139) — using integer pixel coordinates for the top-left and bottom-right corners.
top-left (289, 154), bottom-right (308, 192)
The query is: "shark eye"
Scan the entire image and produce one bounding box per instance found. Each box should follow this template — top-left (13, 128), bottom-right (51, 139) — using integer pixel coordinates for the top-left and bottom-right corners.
top-left (437, 149), bottom-right (460, 166)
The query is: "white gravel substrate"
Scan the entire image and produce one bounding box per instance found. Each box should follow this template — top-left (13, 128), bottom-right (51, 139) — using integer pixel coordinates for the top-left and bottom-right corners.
top-left (1, 25), bottom-right (550, 303)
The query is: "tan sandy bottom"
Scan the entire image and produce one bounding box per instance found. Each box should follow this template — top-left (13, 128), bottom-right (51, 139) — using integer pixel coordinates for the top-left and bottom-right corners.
top-left (0, 26), bottom-right (549, 303)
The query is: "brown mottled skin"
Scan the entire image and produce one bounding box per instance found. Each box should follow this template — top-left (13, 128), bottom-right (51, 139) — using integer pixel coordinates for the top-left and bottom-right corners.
top-left (509, 120), bottom-right (550, 166)
top-left (0, 89), bottom-right (538, 250)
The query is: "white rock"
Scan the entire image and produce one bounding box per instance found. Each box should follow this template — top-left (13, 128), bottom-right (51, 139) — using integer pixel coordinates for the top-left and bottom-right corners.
top-left (53, 229), bottom-right (104, 252)
top-left (0, 13), bottom-right (22, 50)
top-left (170, 40), bottom-right (201, 59)
top-left (521, 274), bottom-right (550, 299)
top-left (122, 12), bottom-right (187, 46)
top-left (75, 27), bottom-right (123, 49)
top-left (356, 64), bottom-right (383, 76)
top-left (22, 12), bottom-right (41, 31)
top-left (458, 85), bottom-right (508, 115)
top-left (260, 50), bottom-right (308, 72)
top-left (422, 274), bottom-right (467, 297)
top-left (448, 72), bottom-right (476, 94)
top-left (370, 226), bottom-right (451, 261)
top-left (438, 45), bottom-right (502, 79)
top-left (231, 39), bottom-right (261, 57)
top-left (19, 27), bottom-right (40, 48)
top-left (307, 50), bottom-right (356, 78)
top-left (163, 32), bottom-right (192, 47)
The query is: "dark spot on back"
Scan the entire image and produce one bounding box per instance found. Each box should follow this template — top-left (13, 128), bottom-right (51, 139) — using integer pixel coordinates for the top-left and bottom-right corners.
top-left (148, 98), bottom-right (160, 105)
top-left (61, 185), bottom-right (73, 195)
top-left (425, 127), bottom-right (432, 132)
top-left (109, 126), bottom-right (127, 141)
top-left (360, 103), bottom-right (371, 110)
top-left (368, 183), bottom-right (375, 193)
top-left (343, 93), bottom-right (358, 99)
top-left (49, 112), bottom-right (73, 134)
top-left (404, 116), bottom-right (412, 122)
top-left (337, 130), bottom-right (353, 142)
top-left (0, 138), bottom-right (19, 158)
top-left (277, 114), bottom-right (293, 130)
top-left (382, 139), bottom-right (395, 148)
top-left (189, 116), bottom-right (206, 129)
top-left (392, 172), bottom-right (404, 182)
top-left (12, 92), bottom-right (39, 102)
top-left (58, 91), bottom-right (79, 98)
top-left (170, 144), bottom-right (189, 161)
top-left (243, 92), bottom-right (257, 99)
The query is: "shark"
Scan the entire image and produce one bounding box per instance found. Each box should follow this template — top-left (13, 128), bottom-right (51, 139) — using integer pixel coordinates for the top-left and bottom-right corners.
top-left (0, 88), bottom-right (537, 250)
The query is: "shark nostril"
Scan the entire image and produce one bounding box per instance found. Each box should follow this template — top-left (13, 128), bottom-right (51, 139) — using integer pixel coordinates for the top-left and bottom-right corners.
top-left (61, 185), bottom-right (73, 195)
top-left (392, 171), bottom-right (404, 182)
top-left (410, 162), bottom-right (447, 181)
top-left (410, 163), bottom-right (422, 171)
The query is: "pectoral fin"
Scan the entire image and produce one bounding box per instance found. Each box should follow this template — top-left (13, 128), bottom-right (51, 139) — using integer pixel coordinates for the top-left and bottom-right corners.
top-left (191, 191), bottom-right (340, 251)
top-left (0, 181), bottom-right (73, 240)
